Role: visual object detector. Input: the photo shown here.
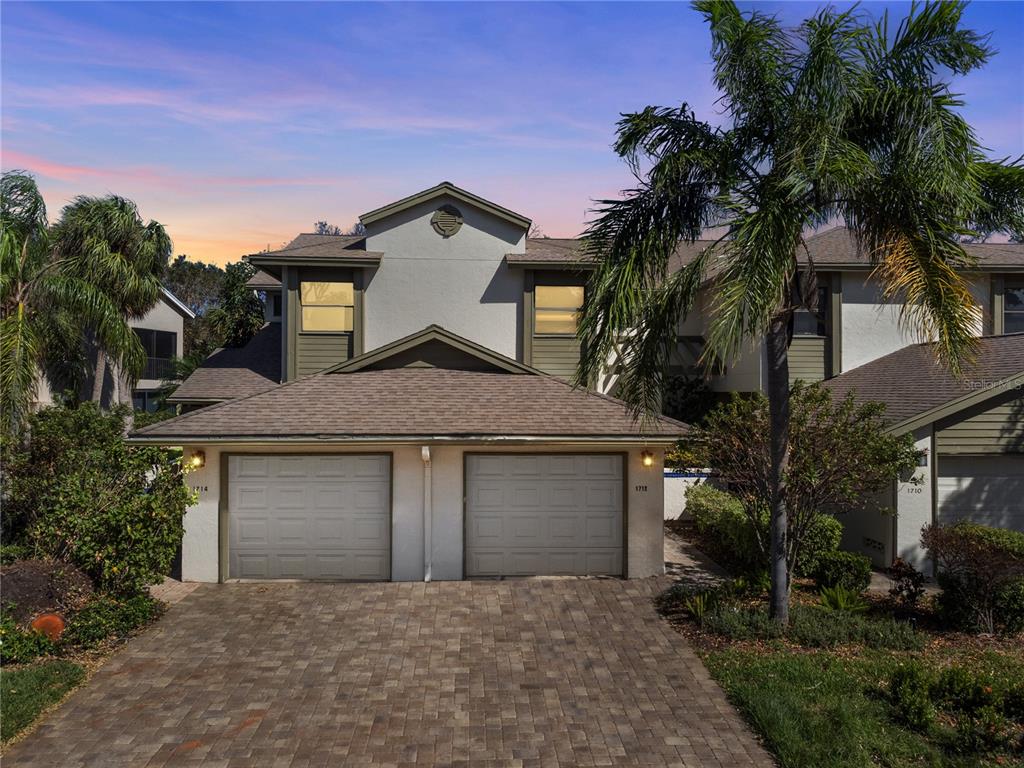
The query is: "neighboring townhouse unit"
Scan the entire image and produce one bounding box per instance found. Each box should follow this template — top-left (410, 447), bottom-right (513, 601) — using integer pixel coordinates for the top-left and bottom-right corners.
top-left (34, 286), bottom-right (194, 412)
top-left (136, 181), bottom-right (1023, 582)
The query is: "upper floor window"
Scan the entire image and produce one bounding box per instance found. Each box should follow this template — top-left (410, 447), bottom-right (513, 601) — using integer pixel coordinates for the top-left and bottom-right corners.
top-left (792, 286), bottom-right (829, 336)
top-left (133, 328), bottom-right (176, 379)
top-left (1005, 281), bottom-right (1024, 334)
top-left (535, 285), bottom-right (584, 335)
top-left (271, 292), bottom-right (282, 320)
top-left (300, 281), bottom-right (353, 332)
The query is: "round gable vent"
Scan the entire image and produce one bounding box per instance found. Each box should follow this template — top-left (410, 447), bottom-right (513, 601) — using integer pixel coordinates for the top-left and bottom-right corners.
top-left (431, 204), bottom-right (464, 238)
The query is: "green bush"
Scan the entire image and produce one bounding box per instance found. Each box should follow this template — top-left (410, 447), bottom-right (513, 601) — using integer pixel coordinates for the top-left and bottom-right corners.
top-left (702, 604), bottom-right (922, 650)
top-left (814, 550), bottom-right (872, 592)
top-left (796, 516), bottom-right (844, 577)
top-left (932, 666), bottom-right (996, 715)
top-left (888, 663), bottom-right (935, 731)
top-left (3, 403), bottom-right (194, 596)
top-left (0, 543), bottom-right (29, 566)
top-left (0, 610), bottom-right (55, 665)
top-left (63, 594), bottom-right (163, 650)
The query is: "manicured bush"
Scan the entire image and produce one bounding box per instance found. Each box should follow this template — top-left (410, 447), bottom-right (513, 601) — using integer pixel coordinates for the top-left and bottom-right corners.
top-left (814, 550), bottom-right (872, 593)
top-left (887, 557), bottom-right (926, 608)
top-left (62, 594), bottom-right (163, 650)
top-left (923, 522), bottom-right (1024, 634)
top-left (0, 610), bottom-right (55, 665)
top-left (3, 403), bottom-right (194, 596)
top-left (795, 515), bottom-right (844, 577)
top-left (687, 484), bottom-right (765, 572)
top-left (888, 663), bottom-right (935, 731)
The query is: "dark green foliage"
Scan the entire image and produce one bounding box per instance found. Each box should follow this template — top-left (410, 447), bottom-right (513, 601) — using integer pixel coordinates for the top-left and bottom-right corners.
top-left (3, 403), bottom-right (193, 595)
top-left (62, 594), bottom-right (163, 650)
top-left (0, 660), bottom-right (86, 741)
top-left (887, 558), bottom-right (927, 608)
top-left (814, 550), bottom-right (873, 593)
top-left (689, 385), bottom-right (914, 581)
top-left (924, 522), bottom-right (1024, 634)
top-left (818, 585), bottom-right (868, 613)
top-left (0, 610), bottom-right (55, 665)
top-left (661, 375), bottom-right (718, 426)
top-left (205, 261), bottom-right (264, 348)
top-left (0, 544), bottom-right (29, 566)
top-left (888, 663), bottom-right (936, 731)
top-left (703, 604), bottom-right (922, 651)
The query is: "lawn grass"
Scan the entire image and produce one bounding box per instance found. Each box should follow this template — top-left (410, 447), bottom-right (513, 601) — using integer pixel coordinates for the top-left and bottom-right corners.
top-left (1, 660), bottom-right (86, 743)
top-left (703, 648), bottom-right (1024, 768)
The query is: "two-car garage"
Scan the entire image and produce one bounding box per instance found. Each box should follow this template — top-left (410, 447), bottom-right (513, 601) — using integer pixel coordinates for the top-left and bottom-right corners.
top-left (226, 452), bottom-right (627, 581)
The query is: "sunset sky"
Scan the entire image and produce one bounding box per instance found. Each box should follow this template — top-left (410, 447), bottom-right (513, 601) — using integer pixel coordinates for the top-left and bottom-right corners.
top-left (3, 1), bottom-right (1022, 266)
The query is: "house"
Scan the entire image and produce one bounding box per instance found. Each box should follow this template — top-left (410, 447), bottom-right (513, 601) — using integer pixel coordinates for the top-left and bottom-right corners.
top-left (137, 181), bottom-right (1023, 580)
top-left (133, 183), bottom-right (686, 583)
top-left (826, 334), bottom-right (1023, 570)
top-left (34, 286), bottom-right (194, 412)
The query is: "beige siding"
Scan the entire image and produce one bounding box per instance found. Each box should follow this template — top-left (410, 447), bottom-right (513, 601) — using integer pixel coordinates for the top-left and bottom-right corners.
top-left (937, 396), bottom-right (1024, 455)
top-left (532, 336), bottom-right (581, 380)
top-left (296, 333), bottom-right (351, 377)
top-left (788, 337), bottom-right (828, 384)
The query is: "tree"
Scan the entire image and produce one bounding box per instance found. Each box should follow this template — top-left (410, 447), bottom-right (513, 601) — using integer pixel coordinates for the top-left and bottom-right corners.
top-left (0, 173), bottom-right (142, 436)
top-left (52, 195), bottom-right (172, 405)
top-left (204, 261), bottom-right (264, 348)
top-left (690, 383), bottom-right (918, 579)
top-left (315, 220), bottom-right (366, 237)
top-left (577, 1), bottom-right (1024, 622)
top-left (163, 255), bottom-right (226, 355)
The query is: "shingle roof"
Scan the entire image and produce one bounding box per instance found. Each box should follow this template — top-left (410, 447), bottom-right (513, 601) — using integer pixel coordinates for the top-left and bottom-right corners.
top-left (247, 233), bottom-right (382, 263)
top-left (246, 269), bottom-right (281, 289)
top-left (135, 366), bottom-right (687, 441)
top-left (825, 333), bottom-right (1024, 429)
top-left (804, 228), bottom-right (1024, 267)
top-left (513, 229), bottom-right (1024, 271)
top-left (166, 323), bottom-right (281, 404)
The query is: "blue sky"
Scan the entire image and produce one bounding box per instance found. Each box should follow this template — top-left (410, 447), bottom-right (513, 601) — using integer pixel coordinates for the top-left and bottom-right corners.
top-left (2, 1), bottom-right (1022, 264)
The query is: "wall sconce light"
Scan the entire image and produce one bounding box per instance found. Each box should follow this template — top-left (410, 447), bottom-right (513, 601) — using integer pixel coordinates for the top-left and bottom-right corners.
top-left (641, 449), bottom-right (654, 468)
top-left (188, 450), bottom-right (206, 470)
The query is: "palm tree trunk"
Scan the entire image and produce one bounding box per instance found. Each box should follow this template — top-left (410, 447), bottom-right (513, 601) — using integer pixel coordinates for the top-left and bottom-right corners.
top-left (92, 349), bottom-right (107, 404)
top-left (765, 317), bottom-right (792, 624)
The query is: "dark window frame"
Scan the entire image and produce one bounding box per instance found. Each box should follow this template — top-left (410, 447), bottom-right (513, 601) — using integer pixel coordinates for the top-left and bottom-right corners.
top-left (133, 328), bottom-right (176, 379)
top-left (1005, 280), bottom-right (1024, 334)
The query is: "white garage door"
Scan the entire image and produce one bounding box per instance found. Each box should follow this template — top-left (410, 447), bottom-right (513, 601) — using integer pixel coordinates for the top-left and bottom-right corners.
top-left (228, 454), bottom-right (390, 580)
top-left (465, 454), bottom-right (624, 577)
top-left (937, 455), bottom-right (1024, 532)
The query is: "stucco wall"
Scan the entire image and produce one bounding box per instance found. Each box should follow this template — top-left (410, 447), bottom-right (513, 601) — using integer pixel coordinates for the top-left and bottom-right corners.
top-left (894, 428), bottom-right (934, 570)
top-left (363, 194), bottom-right (527, 358)
top-left (841, 273), bottom-right (987, 373)
top-left (178, 442), bottom-right (666, 582)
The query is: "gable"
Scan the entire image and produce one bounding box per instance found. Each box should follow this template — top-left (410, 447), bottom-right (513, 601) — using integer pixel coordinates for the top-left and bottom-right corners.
top-left (360, 181), bottom-right (531, 231)
top-left (327, 325), bottom-right (536, 376)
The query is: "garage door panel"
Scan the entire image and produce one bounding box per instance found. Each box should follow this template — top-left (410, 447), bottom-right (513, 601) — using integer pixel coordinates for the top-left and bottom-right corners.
top-left (229, 454), bottom-right (390, 581)
top-left (938, 456), bottom-right (1023, 532)
top-left (465, 454), bottom-right (623, 577)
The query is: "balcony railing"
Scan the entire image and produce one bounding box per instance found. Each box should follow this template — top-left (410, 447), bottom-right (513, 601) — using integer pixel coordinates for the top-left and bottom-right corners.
top-left (142, 356), bottom-right (174, 380)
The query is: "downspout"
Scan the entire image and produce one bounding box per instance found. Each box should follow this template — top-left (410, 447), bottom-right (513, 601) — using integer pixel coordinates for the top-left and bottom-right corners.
top-left (421, 446), bottom-right (432, 582)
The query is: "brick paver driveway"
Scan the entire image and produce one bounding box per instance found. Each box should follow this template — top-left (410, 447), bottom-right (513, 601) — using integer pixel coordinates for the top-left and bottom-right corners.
top-left (5, 578), bottom-right (770, 767)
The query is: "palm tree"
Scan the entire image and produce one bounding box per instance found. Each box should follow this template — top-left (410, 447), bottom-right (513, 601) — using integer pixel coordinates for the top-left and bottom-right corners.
top-left (577, 1), bottom-right (1024, 623)
top-left (0, 172), bottom-right (144, 435)
top-left (52, 195), bottom-right (172, 405)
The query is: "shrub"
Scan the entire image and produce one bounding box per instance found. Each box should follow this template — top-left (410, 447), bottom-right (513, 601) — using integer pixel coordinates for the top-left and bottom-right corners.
top-left (887, 558), bottom-right (926, 608)
top-left (932, 666), bottom-right (997, 715)
top-left (1002, 684), bottom-right (1024, 723)
top-left (794, 515), bottom-right (843, 577)
top-left (0, 609), bottom-right (55, 665)
top-left (688, 484), bottom-right (764, 572)
top-left (813, 550), bottom-right (872, 592)
top-left (62, 594), bottom-right (163, 650)
top-left (819, 585), bottom-right (868, 613)
top-left (888, 663), bottom-right (935, 731)
top-left (3, 403), bottom-right (194, 596)
top-left (703, 606), bottom-right (783, 641)
top-left (950, 706), bottom-right (1009, 755)
top-left (0, 544), bottom-right (29, 565)
top-left (923, 522), bottom-right (1024, 634)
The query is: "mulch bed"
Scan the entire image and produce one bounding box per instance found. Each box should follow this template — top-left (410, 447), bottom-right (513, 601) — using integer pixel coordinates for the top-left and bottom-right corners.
top-left (0, 560), bottom-right (93, 625)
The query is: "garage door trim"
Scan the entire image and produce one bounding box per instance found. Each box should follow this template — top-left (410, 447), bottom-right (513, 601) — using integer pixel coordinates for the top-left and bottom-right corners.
top-left (461, 451), bottom-right (629, 579)
top-left (218, 451), bottom-right (394, 583)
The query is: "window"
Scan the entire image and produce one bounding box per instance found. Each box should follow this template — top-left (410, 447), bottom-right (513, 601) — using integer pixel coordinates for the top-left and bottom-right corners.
top-left (132, 390), bottom-right (160, 413)
top-left (535, 285), bottom-right (584, 335)
top-left (271, 292), bottom-right (282, 319)
top-left (133, 328), bottom-right (176, 379)
top-left (792, 286), bottom-right (829, 336)
top-left (1005, 281), bottom-right (1024, 334)
top-left (300, 281), bottom-right (354, 332)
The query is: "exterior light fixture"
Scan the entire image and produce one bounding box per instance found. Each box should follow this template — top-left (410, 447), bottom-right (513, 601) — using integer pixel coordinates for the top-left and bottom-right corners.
top-left (641, 449), bottom-right (654, 468)
top-left (188, 450), bottom-right (206, 469)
